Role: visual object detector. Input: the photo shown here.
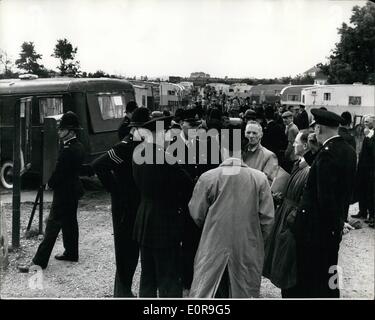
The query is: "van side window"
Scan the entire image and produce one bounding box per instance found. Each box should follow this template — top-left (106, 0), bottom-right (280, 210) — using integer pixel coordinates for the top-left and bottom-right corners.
top-left (97, 94), bottom-right (126, 120)
top-left (39, 97), bottom-right (63, 123)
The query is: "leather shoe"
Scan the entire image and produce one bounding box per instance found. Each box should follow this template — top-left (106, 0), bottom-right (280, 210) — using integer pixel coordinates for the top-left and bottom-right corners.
top-left (18, 262), bottom-right (45, 273)
top-left (54, 253), bottom-right (78, 262)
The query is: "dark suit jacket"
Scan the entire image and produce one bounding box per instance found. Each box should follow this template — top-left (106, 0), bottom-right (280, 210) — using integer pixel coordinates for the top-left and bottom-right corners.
top-left (297, 136), bottom-right (357, 247)
top-left (132, 142), bottom-right (193, 248)
top-left (262, 120), bottom-right (288, 160)
top-left (355, 134), bottom-right (375, 207)
top-left (338, 127), bottom-right (356, 151)
top-left (295, 110), bottom-right (309, 130)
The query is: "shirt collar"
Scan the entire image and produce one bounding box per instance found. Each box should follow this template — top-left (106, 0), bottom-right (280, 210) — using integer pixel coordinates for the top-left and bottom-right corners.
top-left (219, 157), bottom-right (247, 168)
top-left (367, 129), bottom-right (374, 138)
top-left (247, 142), bottom-right (261, 152)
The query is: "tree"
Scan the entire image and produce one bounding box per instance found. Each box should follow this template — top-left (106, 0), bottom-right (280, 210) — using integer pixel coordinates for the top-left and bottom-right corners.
top-left (321, 1), bottom-right (375, 84)
top-left (0, 49), bottom-right (18, 78)
top-left (88, 70), bottom-right (108, 78)
top-left (291, 73), bottom-right (314, 85)
top-left (52, 38), bottom-right (81, 77)
top-left (15, 42), bottom-right (48, 76)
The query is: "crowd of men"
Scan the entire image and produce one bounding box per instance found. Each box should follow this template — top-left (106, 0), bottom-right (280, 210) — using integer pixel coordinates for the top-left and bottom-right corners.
top-left (18, 97), bottom-right (375, 299)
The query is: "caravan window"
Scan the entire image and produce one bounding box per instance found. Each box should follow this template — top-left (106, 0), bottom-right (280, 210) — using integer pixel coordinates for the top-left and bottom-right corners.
top-left (349, 96), bottom-right (361, 106)
top-left (324, 93), bottom-right (331, 101)
top-left (98, 94), bottom-right (126, 120)
top-left (287, 94), bottom-right (299, 101)
top-left (39, 97), bottom-right (63, 123)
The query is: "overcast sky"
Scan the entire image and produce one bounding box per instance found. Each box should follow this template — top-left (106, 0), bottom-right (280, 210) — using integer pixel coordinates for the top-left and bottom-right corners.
top-left (0, 0), bottom-right (368, 79)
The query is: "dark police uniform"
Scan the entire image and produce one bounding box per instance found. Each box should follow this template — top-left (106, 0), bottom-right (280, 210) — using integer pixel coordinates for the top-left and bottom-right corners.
top-left (90, 107), bottom-right (150, 297)
top-left (295, 109), bottom-right (357, 298)
top-left (132, 140), bottom-right (193, 297)
top-left (32, 136), bottom-right (85, 268)
top-left (91, 134), bottom-right (142, 297)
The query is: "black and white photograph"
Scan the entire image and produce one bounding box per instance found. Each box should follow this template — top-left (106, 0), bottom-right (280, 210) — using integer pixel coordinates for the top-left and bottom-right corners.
top-left (0, 0), bottom-right (374, 305)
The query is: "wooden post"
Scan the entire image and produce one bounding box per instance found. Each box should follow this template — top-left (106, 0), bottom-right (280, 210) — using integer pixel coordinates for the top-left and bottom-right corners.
top-left (12, 100), bottom-right (21, 249)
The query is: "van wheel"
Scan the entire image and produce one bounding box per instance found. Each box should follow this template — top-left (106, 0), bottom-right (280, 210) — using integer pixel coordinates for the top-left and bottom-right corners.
top-left (0, 162), bottom-right (13, 189)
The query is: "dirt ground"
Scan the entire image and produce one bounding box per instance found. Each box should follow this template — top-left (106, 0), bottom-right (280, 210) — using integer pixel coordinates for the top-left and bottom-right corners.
top-left (0, 188), bottom-right (374, 299)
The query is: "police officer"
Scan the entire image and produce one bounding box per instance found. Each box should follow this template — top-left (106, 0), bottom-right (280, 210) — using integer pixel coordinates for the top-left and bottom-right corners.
top-left (89, 107), bottom-right (150, 297)
top-left (132, 115), bottom-right (193, 297)
top-left (19, 111), bottom-right (85, 272)
top-left (295, 108), bottom-right (357, 298)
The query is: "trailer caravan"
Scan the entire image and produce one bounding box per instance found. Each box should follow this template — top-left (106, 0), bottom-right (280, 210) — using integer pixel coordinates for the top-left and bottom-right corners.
top-left (129, 80), bottom-right (160, 111)
top-left (0, 77), bottom-right (135, 188)
top-left (280, 85), bottom-right (315, 106)
top-left (206, 83), bottom-right (230, 95)
top-left (249, 84), bottom-right (288, 104)
top-left (159, 82), bottom-right (185, 113)
top-left (228, 83), bottom-right (253, 98)
top-left (301, 84), bottom-right (375, 118)
top-left (133, 84), bottom-right (149, 108)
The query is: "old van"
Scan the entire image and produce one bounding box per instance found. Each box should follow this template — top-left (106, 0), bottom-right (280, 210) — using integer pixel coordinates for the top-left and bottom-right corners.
top-left (0, 76), bottom-right (135, 188)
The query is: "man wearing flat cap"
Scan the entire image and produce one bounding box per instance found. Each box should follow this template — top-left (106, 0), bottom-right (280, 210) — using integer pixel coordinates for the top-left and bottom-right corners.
top-left (294, 108), bottom-right (357, 298)
top-left (282, 111), bottom-right (299, 173)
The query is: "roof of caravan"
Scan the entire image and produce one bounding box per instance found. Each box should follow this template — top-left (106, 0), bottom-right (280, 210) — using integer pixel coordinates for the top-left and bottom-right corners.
top-left (250, 84), bottom-right (288, 94)
top-left (0, 77), bottom-right (133, 95)
top-left (280, 85), bottom-right (316, 95)
top-left (302, 84), bottom-right (375, 91)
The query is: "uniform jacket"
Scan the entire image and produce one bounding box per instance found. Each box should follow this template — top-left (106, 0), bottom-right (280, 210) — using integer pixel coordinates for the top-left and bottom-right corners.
top-left (297, 136), bottom-right (357, 247)
top-left (188, 158), bottom-right (274, 298)
top-left (91, 134), bottom-right (142, 221)
top-left (338, 126), bottom-right (356, 152)
top-left (242, 143), bottom-right (279, 185)
top-left (167, 131), bottom-right (220, 183)
top-left (132, 142), bottom-right (194, 248)
top-left (48, 137), bottom-right (85, 207)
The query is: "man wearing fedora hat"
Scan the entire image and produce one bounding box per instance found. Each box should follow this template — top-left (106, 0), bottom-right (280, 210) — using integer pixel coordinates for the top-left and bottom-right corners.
top-left (294, 108), bottom-right (357, 298)
top-left (19, 111), bottom-right (85, 272)
top-left (89, 107), bottom-right (150, 297)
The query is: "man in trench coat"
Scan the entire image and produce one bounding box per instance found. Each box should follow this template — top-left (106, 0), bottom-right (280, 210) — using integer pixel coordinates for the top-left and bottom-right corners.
top-left (188, 126), bottom-right (274, 298)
